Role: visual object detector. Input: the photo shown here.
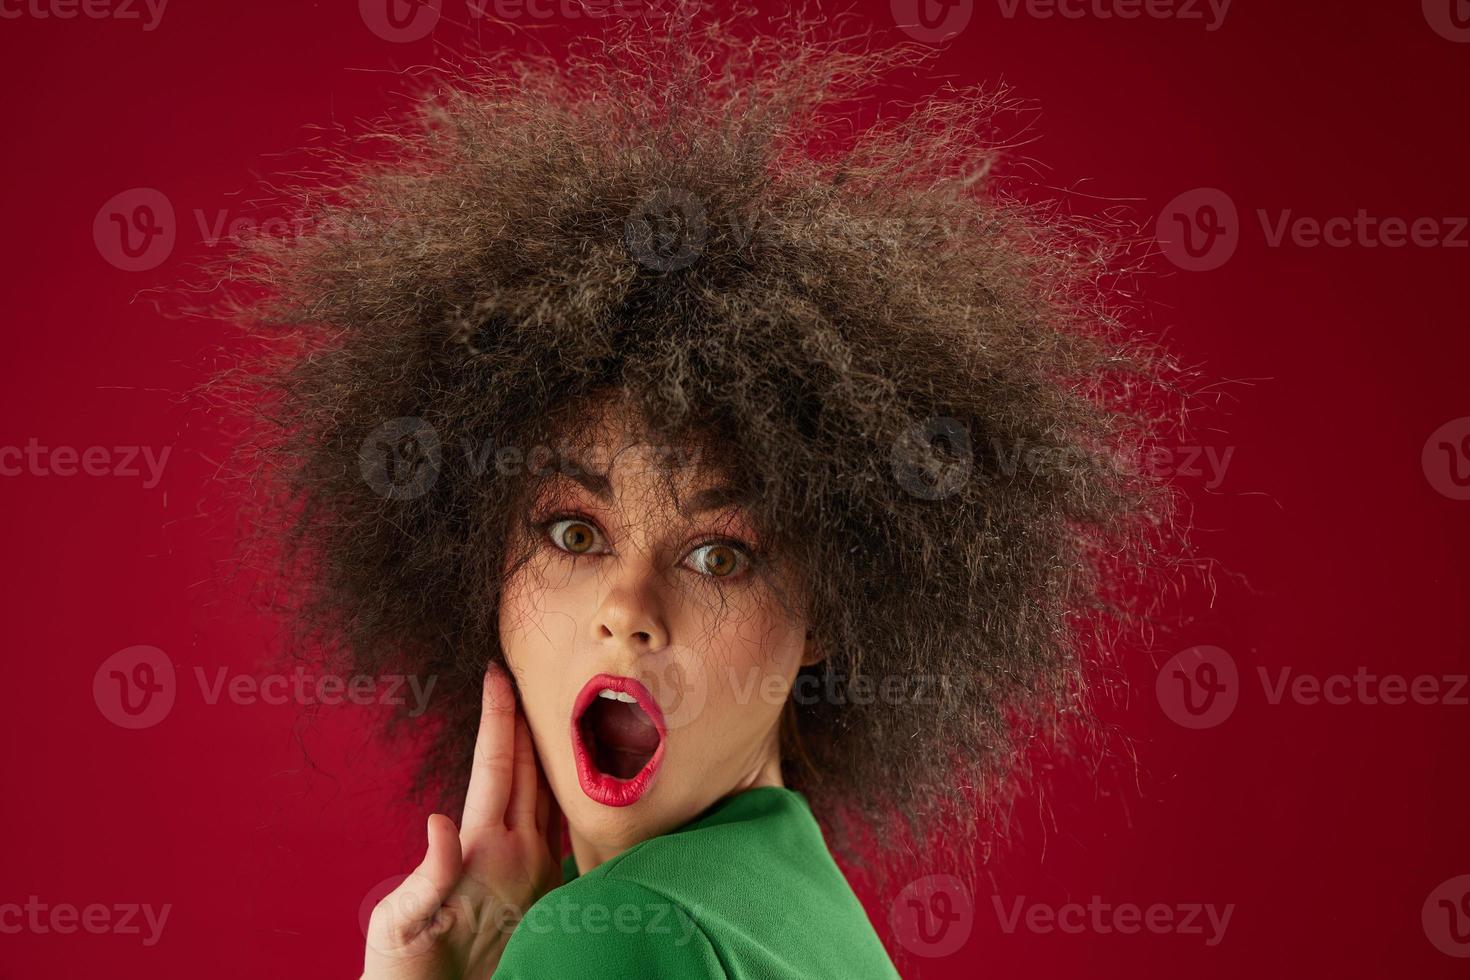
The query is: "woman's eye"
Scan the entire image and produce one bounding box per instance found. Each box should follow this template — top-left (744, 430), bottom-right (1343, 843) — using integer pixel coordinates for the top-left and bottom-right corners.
top-left (543, 518), bottom-right (748, 576)
top-left (684, 542), bottom-right (748, 578)
top-left (547, 518), bottom-right (604, 555)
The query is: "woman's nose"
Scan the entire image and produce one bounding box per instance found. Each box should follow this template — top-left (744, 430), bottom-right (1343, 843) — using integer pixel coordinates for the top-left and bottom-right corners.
top-left (590, 560), bottom-right (669, 653)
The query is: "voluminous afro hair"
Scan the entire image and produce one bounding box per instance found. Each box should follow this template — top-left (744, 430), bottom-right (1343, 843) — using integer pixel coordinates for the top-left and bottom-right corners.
top-left (195, 4), bottom-right (1182, 885)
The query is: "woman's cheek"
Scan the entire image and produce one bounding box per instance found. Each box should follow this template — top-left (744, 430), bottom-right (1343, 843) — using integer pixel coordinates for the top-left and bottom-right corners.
top-left (695, 666), bottom-right (774, 759)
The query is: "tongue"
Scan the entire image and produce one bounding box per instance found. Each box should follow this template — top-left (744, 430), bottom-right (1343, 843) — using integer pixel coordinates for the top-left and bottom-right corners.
top-left (590, 699), bottom-right (661, 753)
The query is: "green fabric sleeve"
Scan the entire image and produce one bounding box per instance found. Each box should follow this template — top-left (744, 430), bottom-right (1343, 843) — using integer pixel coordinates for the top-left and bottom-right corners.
top-left (494, 876), bottom-right (728, 979)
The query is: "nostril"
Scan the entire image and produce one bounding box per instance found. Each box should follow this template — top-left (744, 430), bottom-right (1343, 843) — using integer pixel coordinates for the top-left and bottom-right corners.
top-left (594, 620), bottom-right (660, 646)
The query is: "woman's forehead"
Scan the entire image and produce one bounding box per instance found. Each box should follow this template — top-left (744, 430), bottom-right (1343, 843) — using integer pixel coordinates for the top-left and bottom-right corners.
top-left (564, 438), bottom-right (707, 484)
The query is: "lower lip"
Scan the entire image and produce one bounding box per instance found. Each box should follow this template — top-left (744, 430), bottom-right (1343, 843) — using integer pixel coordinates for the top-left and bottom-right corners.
top-left (571, 674), bottom-right (667, 808)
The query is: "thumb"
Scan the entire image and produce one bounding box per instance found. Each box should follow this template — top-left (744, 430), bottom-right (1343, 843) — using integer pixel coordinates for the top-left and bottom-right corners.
top-left (368, 813), bottom-right (463, 953)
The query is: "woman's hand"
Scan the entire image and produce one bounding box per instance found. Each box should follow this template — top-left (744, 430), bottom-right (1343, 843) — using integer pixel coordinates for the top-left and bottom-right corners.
top-left (362, 663), bottom-right (563, 980)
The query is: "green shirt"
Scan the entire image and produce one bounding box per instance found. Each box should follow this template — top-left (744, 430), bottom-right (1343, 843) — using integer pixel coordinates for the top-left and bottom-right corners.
top-left (493, 786), bottom-right (900, 978)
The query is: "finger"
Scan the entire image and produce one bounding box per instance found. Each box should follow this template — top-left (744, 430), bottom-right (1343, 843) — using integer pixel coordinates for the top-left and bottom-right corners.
top-left (370, 813), bottom-right (461, 950)
top-left (507, 710), bottom-right (540, 832)
top-left (461, 663), bottom-right (517, 838)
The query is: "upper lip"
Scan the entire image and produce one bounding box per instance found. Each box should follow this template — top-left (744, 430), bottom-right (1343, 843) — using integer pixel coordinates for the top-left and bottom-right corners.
top-left (573, 673), bottom-right (668, 738)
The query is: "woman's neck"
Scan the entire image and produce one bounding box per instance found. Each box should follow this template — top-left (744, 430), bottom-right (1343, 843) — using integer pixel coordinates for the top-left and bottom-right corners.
top-left (566, 746), bottom-right (785, 874)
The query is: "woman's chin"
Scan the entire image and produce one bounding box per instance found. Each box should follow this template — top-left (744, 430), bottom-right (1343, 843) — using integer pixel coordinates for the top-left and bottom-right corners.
top-left (558, 776), bottom-right (685, 858)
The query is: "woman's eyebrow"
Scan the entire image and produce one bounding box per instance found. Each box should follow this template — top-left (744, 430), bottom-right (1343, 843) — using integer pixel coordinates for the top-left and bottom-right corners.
top-left (686, 484), bottom-right (749, 514)
top-left (552, 467), bottom-right (613, 502)
top-left (549, 463), bottom-right (746, 514)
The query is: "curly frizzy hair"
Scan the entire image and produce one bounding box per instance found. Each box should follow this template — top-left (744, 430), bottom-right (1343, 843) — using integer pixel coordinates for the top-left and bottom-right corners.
top-left (196, 4), bottom-right (1185, 885)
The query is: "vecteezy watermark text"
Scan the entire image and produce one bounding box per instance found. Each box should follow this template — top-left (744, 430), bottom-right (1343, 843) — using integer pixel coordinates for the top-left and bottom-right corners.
top-left (0, 440), bottom-right (170, 488)
top-left (93, 646), bottom-right (438, 729)
top-left (996, 0), bottom-right (1230, 31)
top-left (1258, 210), bottom-right (1469, 249)
top-left (891, 416), bottom-right (1236, 501)
top-left (192, 666), bottom-right (437, 715)
top-left (358, 418), bottom-right (706, 500)
top-left (1158, 188), bottom-right (1470, 270)
top-left (0, 0), bottom-right (167, 30)
top-left (993, 896), bottom-right (1234, 946)
top-left (358, 0), bottom-right (679, 43)
top-left (364, 876), bottom-right (699, 954)
top-left (1158, 645), bottom-right (1470, 730)
top-left (1259, 667), bottom-right (1468, 707)
top-left (0, 897), bottom-right (171, 947)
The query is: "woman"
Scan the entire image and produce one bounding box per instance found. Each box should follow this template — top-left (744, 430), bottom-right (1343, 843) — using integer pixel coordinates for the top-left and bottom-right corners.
top-left (363, 396), bottom-right (903, 977)
top-left (204, 6), bottom-right (1175, 976)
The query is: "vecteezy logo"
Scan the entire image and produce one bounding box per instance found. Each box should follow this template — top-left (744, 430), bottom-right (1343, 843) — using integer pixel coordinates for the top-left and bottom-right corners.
top-left (890, 875), bottom-right (973, 957)
top-left (624, 188), bottom-right (707, 272)
top-left (93, 645), bottom-right (176, 729)
top-left (1424, 875), bottom-right (1470, 957)
top-left (1156, 645), bottom-right (1238, 729)
top-left (891, 0), bottom-right (974, 42)
top-left (644, 647), bottom-right (710, 733)
top-left (360, 873), bottom-right (414, 954)
top-left (1422, 417), bottom-right (1470, 501)
top-left (1156, 188), bottom-right (1239, 271)
top-left (1423, 0), bottom-right (1470, 42)
top-left (359, 417), bottom-right (442, 500)
top-left (93, 188), bottom-right (176, 272)
top-left (360, 0), bottom-right (441, 42)
top-left (890, 416), bottom-right (972, 500)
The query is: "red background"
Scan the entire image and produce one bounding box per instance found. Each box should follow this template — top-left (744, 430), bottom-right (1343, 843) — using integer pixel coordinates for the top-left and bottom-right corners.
top-left (1, 1), bottom-right (1466, 976)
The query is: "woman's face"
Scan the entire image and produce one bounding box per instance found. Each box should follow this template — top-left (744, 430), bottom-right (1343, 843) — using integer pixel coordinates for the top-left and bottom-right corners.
top-left (498, 413), bottom-right (817, 860)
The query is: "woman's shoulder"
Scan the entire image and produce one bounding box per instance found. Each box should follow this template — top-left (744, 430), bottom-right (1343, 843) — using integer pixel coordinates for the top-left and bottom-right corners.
top-left (496, 788), bottom-right (900, 978)
top-left (495, 872), bottom-right (728, 978)
top-left (596, 786), bottom-right (833, 894)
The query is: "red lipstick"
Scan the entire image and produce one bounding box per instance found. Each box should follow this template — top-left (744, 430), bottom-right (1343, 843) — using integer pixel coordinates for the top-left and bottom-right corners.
top-left (571, 673), bottom-right (667, 807)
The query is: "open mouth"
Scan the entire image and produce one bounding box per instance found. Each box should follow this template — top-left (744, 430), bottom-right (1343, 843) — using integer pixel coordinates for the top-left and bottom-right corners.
top-left (570, 674), bottom-right (667, 807)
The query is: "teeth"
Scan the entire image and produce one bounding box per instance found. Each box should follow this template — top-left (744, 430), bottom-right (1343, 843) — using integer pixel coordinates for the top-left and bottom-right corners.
top-left (597, 689), bottom-right (638, 704)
